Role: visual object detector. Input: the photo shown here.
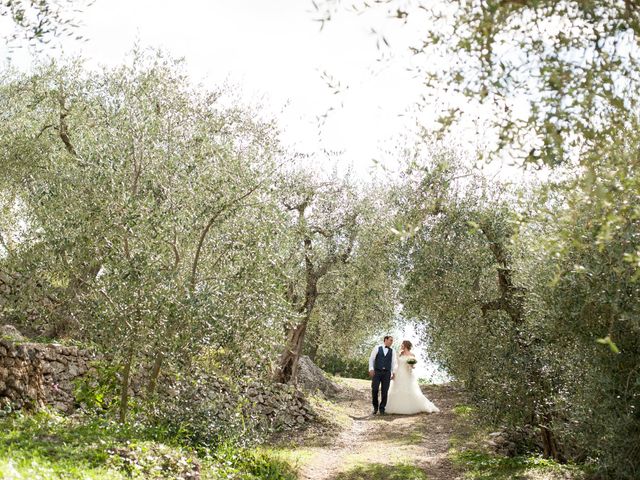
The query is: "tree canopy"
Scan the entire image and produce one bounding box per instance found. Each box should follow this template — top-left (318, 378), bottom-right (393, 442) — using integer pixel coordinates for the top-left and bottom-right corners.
top-left (314, 0), bottom-right (640, 166)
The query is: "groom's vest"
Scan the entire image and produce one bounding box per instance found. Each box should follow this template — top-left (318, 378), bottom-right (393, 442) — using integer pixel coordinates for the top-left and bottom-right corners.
top-left (374, 346), bottom-right (393, 371)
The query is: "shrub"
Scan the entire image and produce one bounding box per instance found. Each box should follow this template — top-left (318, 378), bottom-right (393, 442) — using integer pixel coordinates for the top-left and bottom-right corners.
top-left (314, 353), bottom-right (369, 380)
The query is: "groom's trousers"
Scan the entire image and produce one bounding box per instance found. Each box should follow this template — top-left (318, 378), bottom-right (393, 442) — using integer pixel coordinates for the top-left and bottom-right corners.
top-left (371, 369), bottom-right (391, 412)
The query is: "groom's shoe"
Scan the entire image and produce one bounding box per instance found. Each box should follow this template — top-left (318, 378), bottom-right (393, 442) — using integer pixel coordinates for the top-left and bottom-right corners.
top-left (379, 409), bottom-right (386, 415)
top-left (372, 409), bottom-right (378, 415)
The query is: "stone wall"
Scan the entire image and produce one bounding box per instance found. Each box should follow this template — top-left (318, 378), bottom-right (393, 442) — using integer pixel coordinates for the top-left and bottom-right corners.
top-left (243, 381), bottom-right (315, 429)
top-left (0, 327), bottom-right (95, 412)
top-left (0, 324), bottom-right (318, 434)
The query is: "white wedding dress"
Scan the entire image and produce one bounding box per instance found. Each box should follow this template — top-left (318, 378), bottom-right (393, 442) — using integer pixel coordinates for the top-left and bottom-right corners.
top-left (385, 355), bottom-right (440, 414)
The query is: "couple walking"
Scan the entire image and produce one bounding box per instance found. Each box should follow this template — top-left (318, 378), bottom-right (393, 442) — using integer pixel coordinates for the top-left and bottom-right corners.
top-left (368, 336), bottom-right (439, 415)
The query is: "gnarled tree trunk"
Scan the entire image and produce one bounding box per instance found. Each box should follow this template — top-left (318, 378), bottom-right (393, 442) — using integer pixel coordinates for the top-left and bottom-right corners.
top-left (275, 196), bottom-right (355, 384)
top-left (479, 220), bottom-right (562, 461)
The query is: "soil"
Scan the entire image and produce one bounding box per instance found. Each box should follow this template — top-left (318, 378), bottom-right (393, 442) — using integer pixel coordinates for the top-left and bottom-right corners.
top-left (283, 378), bottom-right (466, 480)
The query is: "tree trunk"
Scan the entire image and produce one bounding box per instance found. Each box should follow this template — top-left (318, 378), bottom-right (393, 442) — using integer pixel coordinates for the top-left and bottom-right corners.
top-left (541, 425), bottom-right (560, 460)
top-left (119, 344), bottom-right (135, 423)
top-left (307, 341), bottom-right (319, 362)
top-left (276, 271), bottom-right (320, 383)
top-left (275, 320), bottom-right (308, 384)
top-left (480, 221), bottom-right (562, 460)
top-left (146, 352), bottom-right (163, 398)
top-left (540, 412), bottom-right (562, 460)
top-left (275, 196), bottom-right (356, 384)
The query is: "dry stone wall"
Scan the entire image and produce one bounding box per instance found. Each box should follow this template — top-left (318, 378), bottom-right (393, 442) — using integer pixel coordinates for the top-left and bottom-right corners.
top-left (243, 381), bottom-right (315, 429)
top-left (0, 326), bottom-right (95, 412)
top-left (0, 324), bottom-right (318, 434)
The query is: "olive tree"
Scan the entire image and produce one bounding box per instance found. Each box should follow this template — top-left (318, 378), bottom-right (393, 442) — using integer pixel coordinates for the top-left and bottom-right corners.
top-left (304, 183), bottom-right (398, 363)
top-left (314, 0), bottom-right (640, 166)
top-left (273, 171), bottom-right (369, 384)
top-left (397, 151), bottom-right (562, 457)
top-left (0, 51), bottom-right (294, 421)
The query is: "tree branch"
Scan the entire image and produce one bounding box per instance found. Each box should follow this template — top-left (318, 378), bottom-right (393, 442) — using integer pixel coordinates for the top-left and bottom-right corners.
top-left (57, 89), bottom-right (77, 157)
top-left (200, 243), bottom-right (235, 282)
top-left (35, 123), bottom-right (55, 139)
top-left (190, 181), bottom-right (264, 291)
top-left (161, 227), bottom-right (181, 271)
top-left (478, 220), bottom-right (525, 324)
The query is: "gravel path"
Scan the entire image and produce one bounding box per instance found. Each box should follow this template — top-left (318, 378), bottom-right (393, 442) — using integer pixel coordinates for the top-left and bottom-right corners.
top-left (295, 378), bottom-right (464, 480)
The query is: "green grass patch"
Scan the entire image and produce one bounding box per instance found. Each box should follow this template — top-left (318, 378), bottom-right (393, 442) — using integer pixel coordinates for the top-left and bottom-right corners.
top-left (205, 443), bottom-right (297, 480)
top-left (259, 446), bottom-right (316, 469)
top-left (448, 400), bottom-right (586, 479)
top-left (0, 455), bottom-right (124, 479)
top-left (452, 405), bottom-right (474, 417)
top-left (451, 449), bottom-right (581, 480)
top-left (0, 409), bottom-right (296, 479)
top-left (0, 335), bottom-right (90, 348)
top-left (334, 462), bottom-right (428, 480)
top-left (397, 429), bottom-right (424, 445)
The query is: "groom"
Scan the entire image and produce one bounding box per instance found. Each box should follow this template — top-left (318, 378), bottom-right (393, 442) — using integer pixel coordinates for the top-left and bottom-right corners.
top-left (368, 335), bottom-right (397, 415)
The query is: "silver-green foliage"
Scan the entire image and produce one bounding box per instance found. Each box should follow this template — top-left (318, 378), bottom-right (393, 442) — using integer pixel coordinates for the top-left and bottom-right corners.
top-left (274, 170), bottom-right (398, 382)
top-left (314, 0), bottom-right (640, 166)
top-left (0, 51), bottom-right (295, 418)
top-left (398, 145), bottom-right (640, 477)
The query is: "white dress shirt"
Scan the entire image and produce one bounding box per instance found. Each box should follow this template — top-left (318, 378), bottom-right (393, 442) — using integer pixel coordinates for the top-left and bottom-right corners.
top-left (369, 345), bottom-right (398, 372)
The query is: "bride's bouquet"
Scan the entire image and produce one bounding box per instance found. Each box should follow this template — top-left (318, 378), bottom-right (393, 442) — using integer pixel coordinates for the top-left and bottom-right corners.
top-left (407, 358), bottom-right (417, 365)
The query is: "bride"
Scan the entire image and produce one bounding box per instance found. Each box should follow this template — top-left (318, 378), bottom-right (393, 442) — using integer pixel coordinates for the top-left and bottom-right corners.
top-left (385, 340), bottom-right (439, 415)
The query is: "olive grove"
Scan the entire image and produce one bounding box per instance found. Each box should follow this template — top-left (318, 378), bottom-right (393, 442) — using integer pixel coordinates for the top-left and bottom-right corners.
top-left (0, 51), bottom-right (399, 438)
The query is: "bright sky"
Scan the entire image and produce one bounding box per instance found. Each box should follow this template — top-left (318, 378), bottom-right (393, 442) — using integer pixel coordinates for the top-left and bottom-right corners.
top-left (2, 1), bottom-right (506, 377)
top-left (7, 0), bottom-right (435, 178)
top-left (392, 322), bottom-right (451, 383)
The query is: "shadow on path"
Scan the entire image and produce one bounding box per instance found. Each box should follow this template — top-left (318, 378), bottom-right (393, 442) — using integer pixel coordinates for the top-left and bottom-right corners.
top-left (293, 379), bottom-right (466, 480)
top-left (329, 462), bottom-right (429, 480)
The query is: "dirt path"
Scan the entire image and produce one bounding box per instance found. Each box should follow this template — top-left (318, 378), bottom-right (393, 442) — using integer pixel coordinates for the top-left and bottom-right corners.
top-left (291, 378), bottom-right (465, 480)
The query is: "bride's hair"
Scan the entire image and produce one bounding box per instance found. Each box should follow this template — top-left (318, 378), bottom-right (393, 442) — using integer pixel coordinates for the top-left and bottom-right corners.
top-left (401, 340), bottom-right (412, 351)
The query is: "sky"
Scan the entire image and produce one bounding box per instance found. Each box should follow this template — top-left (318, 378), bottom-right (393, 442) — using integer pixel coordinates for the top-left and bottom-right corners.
top-left (392, 322), bottom-right (451, 383)
top-left (3, 1), bottom-right (492, 379)
top-left (7, 0), bottom-right (435, 178)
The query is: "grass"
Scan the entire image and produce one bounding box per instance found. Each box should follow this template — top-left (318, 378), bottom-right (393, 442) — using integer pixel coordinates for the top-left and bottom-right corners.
top-left (310, 394), bottom-right (353, 429)
top-left (448, 404), bottom-right (585, 480)
top-left (450, 449), bottom-right (584, 480)
top-left (396, 429), bottom-right (425, 445)
top-left (0, 409), bottom-right (296, 479)
top-left (332, 377), bottom-right (370, 390)
top-left (333, 462), bottom-right (429, 480)
top-left (0, 334), bottom-right (89, 347)
top-left (256, 446), bottom-right (316, 472)
top-left (452, 404), bottom-right (474, 418)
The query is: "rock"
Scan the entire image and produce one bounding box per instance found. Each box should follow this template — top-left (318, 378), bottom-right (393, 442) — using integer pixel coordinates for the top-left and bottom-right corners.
top-left (50, 362), bottom-right (66, 375)
top-left (61, 346), bottom-right (78, 356)
top-left (296, 355), bottom-right (341, 396)
top-left (68, 363), bottom-right (82, 378)
top-left (1, 337), bottom-right (97, 412)
top-left (0, 325), bottom-right (25, 342)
